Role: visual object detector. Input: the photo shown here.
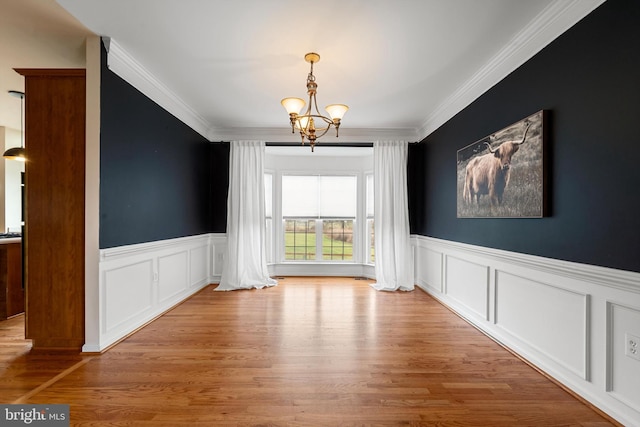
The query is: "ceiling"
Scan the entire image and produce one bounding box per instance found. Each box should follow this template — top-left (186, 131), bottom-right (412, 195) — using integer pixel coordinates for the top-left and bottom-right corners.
top-left (0, 0), bottom-right (91, 134)
top-left (2, 0), bottom-right (604, 144)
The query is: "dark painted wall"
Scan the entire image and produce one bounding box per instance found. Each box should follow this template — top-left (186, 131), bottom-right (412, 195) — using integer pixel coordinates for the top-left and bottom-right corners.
top-left (408, 0), bottom-right (640, 273)
top-left (100, 42), bottom-right (229, 248)
top-left (208, 143), bottom-right (230, 233)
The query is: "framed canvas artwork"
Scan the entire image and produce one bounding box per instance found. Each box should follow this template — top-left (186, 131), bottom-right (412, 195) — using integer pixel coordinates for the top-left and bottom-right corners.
top-left (457, 110), bottom-right (547, 218)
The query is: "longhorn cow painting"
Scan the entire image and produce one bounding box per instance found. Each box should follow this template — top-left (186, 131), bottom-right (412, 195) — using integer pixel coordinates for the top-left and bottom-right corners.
top-left (457, 110), bottom-right (547, 218)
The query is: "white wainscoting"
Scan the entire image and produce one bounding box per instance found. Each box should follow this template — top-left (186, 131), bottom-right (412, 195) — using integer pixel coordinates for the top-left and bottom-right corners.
top-left (85, 233), bottom-right (227, 352)
top-left (412, 235), bottom-right (640, 426)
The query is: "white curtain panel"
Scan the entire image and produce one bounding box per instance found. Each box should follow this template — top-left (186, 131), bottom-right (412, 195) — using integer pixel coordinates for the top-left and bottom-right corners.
top-left (371, 141), bottom-right (414, 292)
top-left (216, 141), bottom-right (277, 291)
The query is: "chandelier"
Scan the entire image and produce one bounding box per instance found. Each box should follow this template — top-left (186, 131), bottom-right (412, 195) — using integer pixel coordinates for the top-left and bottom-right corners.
top-left (281, 52), bottom-right (348, 152)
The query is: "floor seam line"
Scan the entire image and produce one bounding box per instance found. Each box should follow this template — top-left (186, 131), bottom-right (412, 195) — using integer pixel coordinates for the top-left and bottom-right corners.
top-left (11, 356), bottom-right (95, 404)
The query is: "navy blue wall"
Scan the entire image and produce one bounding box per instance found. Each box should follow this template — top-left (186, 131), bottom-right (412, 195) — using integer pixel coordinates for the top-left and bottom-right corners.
top-left (100, 42), bottom-right (229, 248)
top-left (408, 0), bottom-right (640, 273)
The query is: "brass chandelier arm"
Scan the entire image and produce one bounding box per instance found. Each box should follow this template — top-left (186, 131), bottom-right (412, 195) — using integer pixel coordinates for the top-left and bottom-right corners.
top-left (301, 91), bottom-right (335, 127)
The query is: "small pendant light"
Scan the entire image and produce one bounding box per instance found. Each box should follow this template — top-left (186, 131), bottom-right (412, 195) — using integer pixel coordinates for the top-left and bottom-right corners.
top-left (3, 90), bottom-right (26, 161)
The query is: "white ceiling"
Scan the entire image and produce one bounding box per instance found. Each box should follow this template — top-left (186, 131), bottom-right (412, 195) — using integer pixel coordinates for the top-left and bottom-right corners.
top-left (1, 0), bottom-right (604, 144)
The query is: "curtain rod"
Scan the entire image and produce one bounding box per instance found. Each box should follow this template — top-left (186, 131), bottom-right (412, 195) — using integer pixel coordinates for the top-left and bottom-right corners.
top-left (265, 142), bottom-right (373, 148)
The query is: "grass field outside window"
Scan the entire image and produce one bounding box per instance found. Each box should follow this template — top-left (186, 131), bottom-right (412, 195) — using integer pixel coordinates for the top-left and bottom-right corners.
top-left (284, 219), bottom-right (353, 261)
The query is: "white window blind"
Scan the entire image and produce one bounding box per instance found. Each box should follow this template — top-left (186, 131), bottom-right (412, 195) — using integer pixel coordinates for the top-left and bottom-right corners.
top-left (282, 175), bottom-right (356, 218)
top-left (319, 176), bottom-right (356, 217)
top-left (282, 176), bottom-right (318, 217)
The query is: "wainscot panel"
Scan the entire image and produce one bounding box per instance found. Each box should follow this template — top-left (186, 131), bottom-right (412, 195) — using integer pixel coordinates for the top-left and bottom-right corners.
top-left (412, 235), bottom-right (640, 426)
top-left (494, 270), bottom-right (589, 380)
top-left (104, 260), bottom-right (153, 333)
top-left (607, 301), bottom-right (640, 414)
top-left (90, 234), bottom-right (225, 352)
top-left (415, 246), bottom-right (442, 293)
top-left (445, 255), bottom-right (489, 320)
top-left (190, 245), bottom-right (209, 286)
top-left (211, 235), bottom-right (227, 279)
top-left (158, 251), bottom-right (189, 304)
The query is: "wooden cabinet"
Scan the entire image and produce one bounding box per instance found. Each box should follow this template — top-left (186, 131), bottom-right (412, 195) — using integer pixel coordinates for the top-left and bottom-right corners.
top-left (0, 241), bottom-right (23, 319)
top-left (16, 69), bottom-right (86, 351)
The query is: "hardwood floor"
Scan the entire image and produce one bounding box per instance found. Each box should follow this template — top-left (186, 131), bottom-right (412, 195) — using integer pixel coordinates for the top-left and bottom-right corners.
top-left (1, 277), bottom-right (616, 426)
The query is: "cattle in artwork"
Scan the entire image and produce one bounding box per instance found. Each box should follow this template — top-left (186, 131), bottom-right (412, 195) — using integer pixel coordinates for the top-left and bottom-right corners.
top-left (463, 122), bottom-right (531, 208)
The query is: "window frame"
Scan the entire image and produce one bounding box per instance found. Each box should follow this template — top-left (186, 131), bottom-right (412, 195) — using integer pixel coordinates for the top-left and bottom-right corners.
top-left (264, 171), bottom-right (274, 264)
top-left (277, 172), bottom-right (369, 264)
top-left (366, 173), bottom-right (375, 264)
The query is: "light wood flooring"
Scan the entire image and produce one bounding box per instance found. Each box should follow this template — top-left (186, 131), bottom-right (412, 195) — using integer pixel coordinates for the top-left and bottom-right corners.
top-left (1, 277), bottom-right (617, 426)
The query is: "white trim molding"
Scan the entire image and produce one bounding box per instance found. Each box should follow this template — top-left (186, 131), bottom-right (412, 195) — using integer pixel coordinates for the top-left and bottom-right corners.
top-left (417, 0), bottom-right (607, 139)
top-left (104, 37), bottom-right (419, 144)
top-left (269, 262), bottom-right (375, 279)
top-left (83, 231), bottom-right (376, 352)
top-left (102, 1), bottom-right (605, 145)
top-left (83, 233), bottom-right (226, 352)
top-left (207, 126), bottom-right (419, 144)
top-left (105, 38), bottom-right (211, 140)
top-left (412, 235), bottom-right (640, 426)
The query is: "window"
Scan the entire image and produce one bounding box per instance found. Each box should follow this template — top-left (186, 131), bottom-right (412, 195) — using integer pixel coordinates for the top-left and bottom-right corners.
top-left (366, 174), bottom-right (374, 264)
top-left (264, 172), bottom-right (273, 263)
top-left (284, 219), bottom-right (316, 260)
top-left (323, 220), bottom-right (353, 260)
top-left (282, 175), bottom-right (356, 262)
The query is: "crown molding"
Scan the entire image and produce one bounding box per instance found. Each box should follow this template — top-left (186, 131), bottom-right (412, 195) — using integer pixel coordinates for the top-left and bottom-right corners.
top-left (105, 38), bottom-right (211, 139)
top-left (104, 37), bottom-right (419, 144)
top-left (417, 0), bottom-right (607, 141)
top-left (206, 126), bottom-right (419, 143)
top-left (102, 0), bottom-right (606, 145)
